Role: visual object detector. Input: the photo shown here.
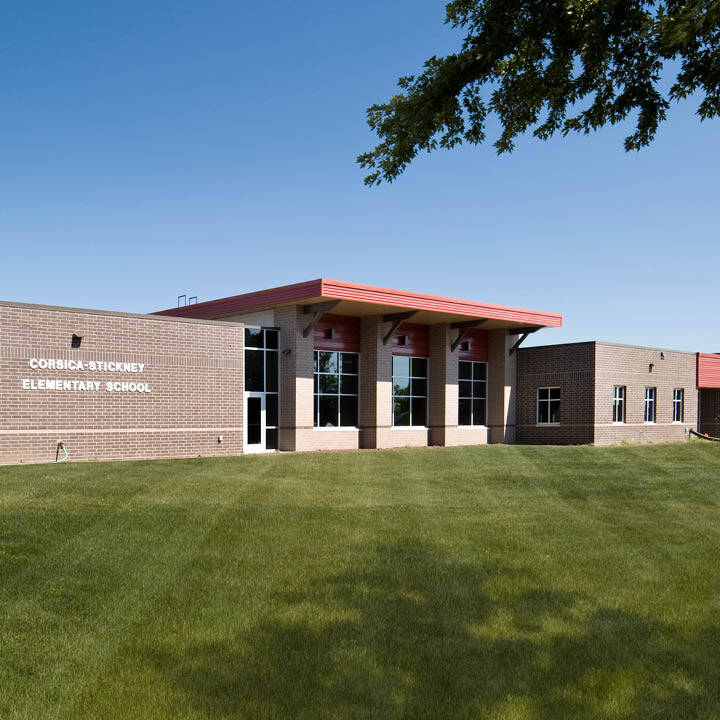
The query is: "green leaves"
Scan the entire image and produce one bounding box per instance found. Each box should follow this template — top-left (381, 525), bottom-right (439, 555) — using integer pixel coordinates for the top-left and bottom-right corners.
top-left (358, 0), bottom-right (720, 184)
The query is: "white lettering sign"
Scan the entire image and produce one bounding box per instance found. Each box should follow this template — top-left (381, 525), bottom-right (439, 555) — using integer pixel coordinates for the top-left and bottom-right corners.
top-left (22, 357), bottom-right (152, 393)
top-left (28, 358), bottom-right (145, 373)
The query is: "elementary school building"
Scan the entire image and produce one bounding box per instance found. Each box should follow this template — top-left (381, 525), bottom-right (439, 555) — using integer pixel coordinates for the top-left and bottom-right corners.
top-left (1, 278), bottom-right (719, 464)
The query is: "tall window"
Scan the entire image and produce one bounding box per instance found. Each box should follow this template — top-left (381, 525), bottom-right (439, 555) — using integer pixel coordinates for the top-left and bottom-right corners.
top-left (612, 386), bottom-right (626, 423)
top-left (459, 361), bottom-right (487, 426)
top-left (673, 388), bottom-right (685, 423)
top-left (644, 387), bottom-right (657, 423)
top-left (537, 387), bottom-right (560, 424)
top-left (392, 356), bottom-right (428, 426)
top-left (314, 351), bottom-right (359, 427)
top-left (245, 328), bottom-right (279, 449)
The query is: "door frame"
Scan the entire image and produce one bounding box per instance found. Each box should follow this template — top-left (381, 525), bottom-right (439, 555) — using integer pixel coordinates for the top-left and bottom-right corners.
top-left (244, 391), bottom-right (266, 454)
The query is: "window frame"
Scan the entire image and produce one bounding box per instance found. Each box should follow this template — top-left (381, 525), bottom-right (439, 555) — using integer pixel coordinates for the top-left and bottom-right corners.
top-left (536, 386), bottom-right (561, 425)
top-left (612, 385), bottom-right (626, 424)
top-left (313, 350), bottom-right (360, 429)
top-left (391, 355), bottom-right (429, 428)
top-left (644, 386), bottom-right (657, 424)
top-left (672, 388), bottom-right (685, 424)
top-left (244, 327), bottom-right (280, 449)
top-left (458, 360), bottom-right (488, 427)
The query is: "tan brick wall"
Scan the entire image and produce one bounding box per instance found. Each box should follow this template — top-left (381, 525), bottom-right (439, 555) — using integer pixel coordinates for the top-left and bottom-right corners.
top-left (594, 343), bottom-right (697, 445)
top-left (0, 302), bottom-right (243, 465)
top-left (698, 389), bottom-right (720, 437)
top-left (516, 342), bottom-right (595, 445)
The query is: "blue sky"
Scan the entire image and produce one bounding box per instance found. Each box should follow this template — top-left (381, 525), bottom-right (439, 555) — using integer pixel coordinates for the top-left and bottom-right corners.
top-left (2, 0), bottom-right (718, 351)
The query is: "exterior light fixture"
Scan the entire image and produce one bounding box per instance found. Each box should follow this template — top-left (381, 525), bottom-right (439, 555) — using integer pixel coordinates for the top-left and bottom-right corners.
top-left (71, 334), bottom-right (83, 348)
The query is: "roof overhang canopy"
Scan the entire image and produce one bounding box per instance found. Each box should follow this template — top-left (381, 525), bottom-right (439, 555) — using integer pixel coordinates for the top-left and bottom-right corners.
top-left (153, 278), bottom-right (563, 331)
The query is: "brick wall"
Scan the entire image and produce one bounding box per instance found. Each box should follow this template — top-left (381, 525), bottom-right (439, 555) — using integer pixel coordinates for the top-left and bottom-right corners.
top-left (0, 302), bottom-right (243, 464)
top-left (516, 342), bottom-right (595, 444)
top-left (697, 389), bottom-right (720, 437)
top-left (594, 343), bottom-right (696, 445)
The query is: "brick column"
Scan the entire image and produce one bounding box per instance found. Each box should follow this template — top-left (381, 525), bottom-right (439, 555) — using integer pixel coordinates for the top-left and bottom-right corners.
top-left (276, 306), bottom-right (314, 451)
top-left (359, 316), bottom-right (388, 448)
top-left (488, 330), bottom-right (517, 444)
top-left (428, 324), bottom-right (455, 446)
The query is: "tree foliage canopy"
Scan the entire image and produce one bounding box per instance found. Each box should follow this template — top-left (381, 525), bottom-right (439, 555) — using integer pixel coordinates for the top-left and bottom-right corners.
top-left (358, 1), bottom-right (720, 184)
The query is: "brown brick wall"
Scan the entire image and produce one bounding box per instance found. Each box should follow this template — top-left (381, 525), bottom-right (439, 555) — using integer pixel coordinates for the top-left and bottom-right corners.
top-left (515, 341), bottom-right (698, 446)
top-left (594, 343), bottom-right (696, 445)
top-left (0, 302), bottom-right (243, 464)
top-left (516, 342), bottom-right (595, 445)
top-left (697, 389), bottom-right (719, 437)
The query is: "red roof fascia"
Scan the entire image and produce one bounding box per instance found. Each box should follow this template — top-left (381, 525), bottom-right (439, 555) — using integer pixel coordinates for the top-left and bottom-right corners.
top-left (153, 279), bottom-right (324, 320)
top-left (153, 278), bottom-right (563, 328)
top-left (319, 279), bottom-right (563, 327)
top-left (698, 353), bottom-right (720, 388)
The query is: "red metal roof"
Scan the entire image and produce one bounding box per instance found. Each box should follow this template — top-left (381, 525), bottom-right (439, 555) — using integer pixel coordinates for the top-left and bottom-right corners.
top-left (698, 353), bottom-right (720, 388)
top-left (153, 278), bottom-right (563, 328)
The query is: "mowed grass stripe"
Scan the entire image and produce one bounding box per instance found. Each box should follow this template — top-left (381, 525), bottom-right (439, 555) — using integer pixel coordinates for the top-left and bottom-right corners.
top-left (1, 443), bottom-right (719, 719)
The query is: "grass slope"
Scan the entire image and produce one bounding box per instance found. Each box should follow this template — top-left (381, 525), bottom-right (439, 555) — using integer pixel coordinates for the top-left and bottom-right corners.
top-left (1, 444), bottom-right (720, 719)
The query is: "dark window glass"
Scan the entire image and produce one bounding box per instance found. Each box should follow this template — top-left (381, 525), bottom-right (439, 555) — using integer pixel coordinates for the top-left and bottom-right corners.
top-left (313, 350), bottom-right (359, 428)
top-left (550, 388), bottom-right (561, 400)
top-left (245, 350), bottom-right (264, 391)
top-left (319, 374), bottom-right (339, 394)
top-left (473, 399), bottom-right (487, 425)
top-left (266, 394), bottom-right (278, 427)
top-left (393, 397), bottom-right (410, 426)
top-left (411, 378), bottom-right (427, 397)
top-left (538, 402), bottom-right (550, 423)
top-left (341, 353), bottom-right (359, 374)
top-left (411, 357), bottom-right (428, 378)
top-left (538, 388), bottom-right (549, 401)
top-left (265, 351), bottom-right (278, 392)
top-left (340, 396), bottom-right (358, 427)
top-left (459, 399), bottom-right (472, 426)
top-left (393, 377), bottom-right (410, 396)
top-left (265, 330), bottom-right (279, 349)
top-left (392, 355), bottom-right (410, 377)
top-left (341, 374), bottom-right (358, 395)
top-left (247, 397), bottom-right (262, 444)
top-left (411, 397), bottom-right (427, 426)
top-left (314, 398), bottom-right (318, 426)
top-left (549, 400), bottom-right (560, 423)
top-left (458, 361), bottom-right (488, 425)
top-left (392, 355), bottom-right (427, 427)
top-left (265, 428), bottom-right (278, 449)
top-left (245, 328), bottom-right (264, 348)
top-left (318, 351), bottom-right (338, 374)
top-left (318, 396), bottom-right (339, 427)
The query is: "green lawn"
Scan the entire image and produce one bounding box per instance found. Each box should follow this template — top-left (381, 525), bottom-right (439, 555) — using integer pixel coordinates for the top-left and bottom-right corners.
top-left (1, 444), bottom-right (720, 720)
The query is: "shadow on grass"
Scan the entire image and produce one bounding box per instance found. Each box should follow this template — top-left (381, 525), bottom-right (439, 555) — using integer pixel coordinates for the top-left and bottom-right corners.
top-left (142, 541), bottom-right (719, 719)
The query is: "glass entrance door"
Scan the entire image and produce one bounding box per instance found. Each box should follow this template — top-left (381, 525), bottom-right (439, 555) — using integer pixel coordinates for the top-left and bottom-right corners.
top-left (245, 392), bottom-right (266, 453)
